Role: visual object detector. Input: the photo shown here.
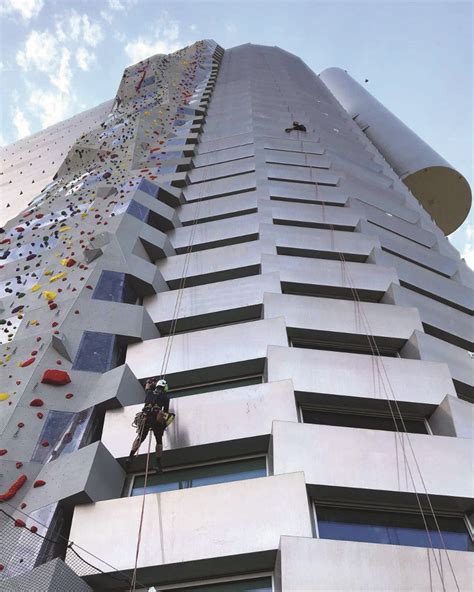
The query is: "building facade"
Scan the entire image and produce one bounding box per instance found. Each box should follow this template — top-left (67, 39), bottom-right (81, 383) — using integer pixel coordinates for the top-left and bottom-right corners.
top-left (0, 41), bottom-right (473, 591)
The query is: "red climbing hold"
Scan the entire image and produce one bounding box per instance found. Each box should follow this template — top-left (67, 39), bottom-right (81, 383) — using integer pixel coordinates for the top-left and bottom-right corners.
top-left (14, 519), bottom-right (26, 528)
top-left (33, 480), bottom-right (46, 488)
top-left (20, 502), bottom-right (27, 509)
top-left (41, 441), bottom-right (49, 447)
top-left (41, 369), bottom-right (71, 386)
top-left (0, 449), bottom-right (7, 456)
top-left (0, 474), bottom-right (27, 501)
top-left (16, 462), bottom-right (23, 469)
top-left (30, 399), bottom-right (44, 407)
top-left (30, 525), bottom-right (38, 533)
top-left (36, 412), bottom-right (44, 419)
top-left (17, 422), bottom-right (24, 428)
top-left (65, 393), bottom-right (74, 399)
top-left (20, 357), bottom-right (36, 368)
top-left (64, 258), bottom-right (76, 267)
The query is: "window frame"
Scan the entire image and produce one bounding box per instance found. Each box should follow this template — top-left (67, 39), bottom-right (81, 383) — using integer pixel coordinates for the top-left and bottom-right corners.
top-left (299, 403), bottom-right (431, 435)
top-left (312, 500), bottom-right (474, 550)
top-left (154, 572), bottom-right (274, 592)
top-left (127, 453), bottom-right (269, 498)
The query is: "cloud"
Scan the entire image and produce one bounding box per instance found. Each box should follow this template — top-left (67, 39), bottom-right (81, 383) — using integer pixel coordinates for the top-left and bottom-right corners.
top-left (0, 0), bottom-right (44, 21)
top-left (55, 12), bottom-right (104, 47)
top-left (462, 222), bottom-right (474, 270)
top-left (28, 87), bottom-right (73, 128)
top-left (13, 108), bottom-right (31, 139)
top-left (76, 47), bottom-right (95, 71)
top-left (124, 11), bottom-right (182, 65)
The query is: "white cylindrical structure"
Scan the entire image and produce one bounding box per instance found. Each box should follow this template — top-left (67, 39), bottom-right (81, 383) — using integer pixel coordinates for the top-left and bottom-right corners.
top-left (319, 67), bottom-right (471, 234)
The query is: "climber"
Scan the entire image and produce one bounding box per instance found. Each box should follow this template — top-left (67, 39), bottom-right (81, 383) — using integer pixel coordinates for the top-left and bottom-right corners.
top-left (125, 377), bottom-right (172, 473)
top-left (285, 121), bottom-right (307, 133)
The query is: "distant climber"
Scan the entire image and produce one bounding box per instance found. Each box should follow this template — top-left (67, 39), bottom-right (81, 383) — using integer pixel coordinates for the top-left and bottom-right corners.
top-left (126, 377), bottom-right (174, 473)
top-left (285, 121), bottom-right (307, 133)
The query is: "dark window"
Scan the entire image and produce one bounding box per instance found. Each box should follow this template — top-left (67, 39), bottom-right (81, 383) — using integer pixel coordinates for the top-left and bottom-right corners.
top-left (291, 337), bottom-right (399, 357)
top-left (138, 178), bottom-right (159, 198)
top-left (168, 375), bottom-right (263, 399)
top-left (92, 271), bottom-right (137, 304)
top-left (302, 408), bottom-right (428, 434)
top-left (163, 576), bottom-right (272, 592)
top-left (132, 457), bottom-right (267, 496)
top-left (316, 506), bottom-right (473, 552)
top-left (72, 331), bottom-right (125, 373)
top-left (126, 200), bottom-right (149, 222)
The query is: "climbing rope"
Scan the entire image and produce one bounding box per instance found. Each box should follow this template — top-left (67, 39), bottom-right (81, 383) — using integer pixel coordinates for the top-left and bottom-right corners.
top-left (311, 161), bottom-right (459, 591)
top-left (129, 106), bottom-right (212, 592)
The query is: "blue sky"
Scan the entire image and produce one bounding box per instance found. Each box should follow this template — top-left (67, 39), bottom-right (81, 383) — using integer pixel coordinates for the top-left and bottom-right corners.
top-left (0, 0), bottom-right (472, 264)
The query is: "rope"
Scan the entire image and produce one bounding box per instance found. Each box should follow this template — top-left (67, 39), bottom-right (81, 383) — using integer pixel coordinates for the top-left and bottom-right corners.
top-left (129, 431), bottom-right (153, 592)
top-left (0, 506), bottom-right (143, 587)
top-left (130, 69), bottom-right (214, 591)
top-left (310, 161), bottom-right (459, 591)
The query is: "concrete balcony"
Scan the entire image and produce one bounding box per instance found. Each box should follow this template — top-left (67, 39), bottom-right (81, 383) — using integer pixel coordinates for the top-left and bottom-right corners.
top-left (155, 239), bottom-right (274, 288)
top-left (126, 317), bottom-right (288, 384)
top-left (260, 223), bottom-right (376, 261)
top-left (372, 249), bottom-right (473, 314)
top-left (188, 157), bottom-right (255, 183)
top-left (383, 284), bottom-right (474, 351)
top-left (178, 191), bottom-right (257, 224)
top-left (277, 536), bottom-right (472, 591)
top-left (102, 379), bottom-right (297, 461)
top-left (272, 421), bottom-right (473, 505)
top-left (359, 220), bottom-right (457, 277)
top-left (402, 331), bottom-right (474, 401)
top-left (66, 473), bottom-right (312, 586)
top-left (269, 181), bottom-right (348, 205)
top-left (263, 292), bottom-right (422, 351)
top-left (262, 253), bottom-right (398, 301)
top-left (192, 143), bottom-right (254, 167)
top-left (169, 212), bottom-right (259, 253)
top-left (144, 272), bottom-right (280, 333)
top-left (270, 201), bottom-right (359, 230)
top-left (267, 345), bottom-right (456, 413)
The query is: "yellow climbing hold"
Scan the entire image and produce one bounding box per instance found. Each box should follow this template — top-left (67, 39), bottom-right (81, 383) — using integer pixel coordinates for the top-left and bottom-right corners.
top-left (50, 272), bottom-right (66, 282)
top-left (42, 290), bottom-right (57, 300)
top-left (59, 226), bottom-right (71, 232)
top-left (30, 319), bottom-right (39, 326)
top-left (31, 283), bottom-right (42, 292)
top-left (0, 393), bottom-right (10, 401)
top-left (44, 270), bottom-right (53, 276)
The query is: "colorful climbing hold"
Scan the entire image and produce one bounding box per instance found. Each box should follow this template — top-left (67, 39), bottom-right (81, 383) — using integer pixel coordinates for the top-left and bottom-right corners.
top-left (41, 369), bottom-right (71, 386)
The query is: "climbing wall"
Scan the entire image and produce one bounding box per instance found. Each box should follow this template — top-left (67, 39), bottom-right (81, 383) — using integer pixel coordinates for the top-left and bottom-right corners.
top-left (0, 39), bottom-right (223, 582)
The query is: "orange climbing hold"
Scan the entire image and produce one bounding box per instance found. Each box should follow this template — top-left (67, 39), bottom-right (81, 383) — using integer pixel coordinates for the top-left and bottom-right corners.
top-left (0, 474), bottom-right (27, 502)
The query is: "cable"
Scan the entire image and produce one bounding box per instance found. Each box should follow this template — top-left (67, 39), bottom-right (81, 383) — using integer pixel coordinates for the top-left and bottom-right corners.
top-left (130, 60), bottom-right (218, 592)
top-left (310, 159), bottom-right (459, 591)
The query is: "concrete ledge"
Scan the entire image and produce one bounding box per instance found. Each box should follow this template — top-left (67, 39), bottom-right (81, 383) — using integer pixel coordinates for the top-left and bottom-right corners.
top-left (277, 536), bottom-right (472, 591)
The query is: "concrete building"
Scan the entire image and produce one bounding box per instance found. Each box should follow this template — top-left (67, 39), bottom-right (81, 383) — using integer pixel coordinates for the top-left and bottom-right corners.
top-left (0, 40), bottom-right (473, 591)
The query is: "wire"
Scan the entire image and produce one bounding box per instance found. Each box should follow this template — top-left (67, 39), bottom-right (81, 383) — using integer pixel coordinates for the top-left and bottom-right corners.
top-left (310, 159), bottom-right (459, 591)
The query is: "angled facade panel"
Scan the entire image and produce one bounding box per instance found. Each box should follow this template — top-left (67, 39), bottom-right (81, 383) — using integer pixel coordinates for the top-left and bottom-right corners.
top-left (0, 40), bottom-right (472, 591)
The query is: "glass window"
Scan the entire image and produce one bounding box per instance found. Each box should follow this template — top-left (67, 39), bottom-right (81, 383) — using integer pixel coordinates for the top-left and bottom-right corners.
top-left (168, 375), bottom-right (263, 399)
top-left (167, 576), bottom-right (272, 592)
top-left (302, 408), bottom-right (428, 434)
top-left (126, 200), bottom-right (150, 222)
top-left (132, 457), bottom-right (267, 496)
top-left (316, 506), bottom-right (474, 552)
top-left (72, 331), bottom-right (124, 373)
top-left (138, 178), bottom-right (159, 198)
top-left (92, 271), bottom-right (137, 304)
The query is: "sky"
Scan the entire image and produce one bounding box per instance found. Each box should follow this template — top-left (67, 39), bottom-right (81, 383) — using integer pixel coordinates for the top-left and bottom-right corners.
top-left (0, 0), bottom-right (472, 265)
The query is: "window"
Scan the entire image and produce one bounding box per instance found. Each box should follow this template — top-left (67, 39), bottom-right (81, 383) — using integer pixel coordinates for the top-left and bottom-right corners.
top-left (290, 337), bottom-right (399, 357)
top-left (168, 375), bottom-right (263, 398)
top-left (131, 456), bottom-right (267, 496)
top-left (158, 576), bottom-right (272, 592)
top-left (302, 407), bottom-right (428, 435)
top-left (314, 505), bottom-right (474, 552)
top-left (72, 331), bottom-right (126, 373)
top-left (92, 271), bottom-right (138, 304)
